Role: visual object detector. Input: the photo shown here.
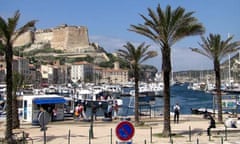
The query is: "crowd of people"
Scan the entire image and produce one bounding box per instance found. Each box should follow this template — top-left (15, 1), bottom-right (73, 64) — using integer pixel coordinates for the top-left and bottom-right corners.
top-left (74, 100), bottom-right (119, 121)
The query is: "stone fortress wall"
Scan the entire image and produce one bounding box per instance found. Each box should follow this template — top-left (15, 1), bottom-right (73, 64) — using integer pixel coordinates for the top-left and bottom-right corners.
top-left (13, 24), bottom-right (90, 53)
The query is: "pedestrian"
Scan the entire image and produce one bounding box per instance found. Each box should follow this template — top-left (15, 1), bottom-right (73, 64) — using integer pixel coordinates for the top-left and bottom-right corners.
top-left (52, 107), bottom-right (57, 121)
top-left (105, 102), bottom-right (113, 119)
top-left (173, 103), bottom-right (180, 123)
top-left (38, 107), bottom-right (49, 131)
top-left (91, 103), bottom-right (98, 120)
top-left (207, 114), bottom-right (216, 136)
top-left (113, 100), bottom-right (119, 119)
top-left (79, 103), bottom-right (86, 119)
top-left (74, 104), bottom-right (80, 120)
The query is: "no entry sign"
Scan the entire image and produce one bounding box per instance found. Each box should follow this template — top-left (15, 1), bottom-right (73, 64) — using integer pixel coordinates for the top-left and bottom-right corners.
top-left (115, 121), bottom-right (135, 141)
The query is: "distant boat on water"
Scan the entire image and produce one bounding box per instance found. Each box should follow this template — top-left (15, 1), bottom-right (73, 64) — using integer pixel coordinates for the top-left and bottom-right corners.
top-left (128, 82), bottom-right (164, 97)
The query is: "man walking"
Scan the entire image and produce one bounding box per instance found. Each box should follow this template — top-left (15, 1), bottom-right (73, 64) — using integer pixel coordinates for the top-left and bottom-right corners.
top-left (173, 103), bottom-right (180, 123)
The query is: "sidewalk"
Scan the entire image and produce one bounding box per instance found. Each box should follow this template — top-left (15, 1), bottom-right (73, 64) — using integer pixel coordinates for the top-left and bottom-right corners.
top-left (1, 115), bottom-right (240, 144)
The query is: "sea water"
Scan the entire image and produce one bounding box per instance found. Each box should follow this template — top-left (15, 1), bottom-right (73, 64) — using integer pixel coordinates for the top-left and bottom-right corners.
top-left (169, 83), bottom-right (213, 114)
top-left (119, 83), bottom-right (213, 116)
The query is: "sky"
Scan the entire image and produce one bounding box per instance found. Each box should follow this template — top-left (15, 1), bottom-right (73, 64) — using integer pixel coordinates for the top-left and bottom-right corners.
top-left (1, 0), bottom-right (240, 72)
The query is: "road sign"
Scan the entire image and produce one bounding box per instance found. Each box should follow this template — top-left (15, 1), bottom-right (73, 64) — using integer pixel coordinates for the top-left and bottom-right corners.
top-left (38, 111), bottom-right (49, 131)
top-left (116, 121), bottom-right (135, 141)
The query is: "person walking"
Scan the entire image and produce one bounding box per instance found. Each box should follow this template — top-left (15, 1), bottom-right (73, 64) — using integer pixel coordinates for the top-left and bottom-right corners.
top-left (52, 107), bottom-right (57, 121)
top-left (91, 103), bottom-right (98, 121)
top-left (74, 104), bottom-right (80, 120)
top-left (173, 103), bottom-right (180, 123)
top-left (207, 114), bottom-right (216, 136)
top-left (113, 100), bottom-right (119, 119)
top-left (38, 107), bottom-right (49, 131)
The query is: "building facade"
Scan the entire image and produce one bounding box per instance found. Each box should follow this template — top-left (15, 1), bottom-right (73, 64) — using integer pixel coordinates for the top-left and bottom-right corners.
top-left (71, 61), bottom-right (93, 83)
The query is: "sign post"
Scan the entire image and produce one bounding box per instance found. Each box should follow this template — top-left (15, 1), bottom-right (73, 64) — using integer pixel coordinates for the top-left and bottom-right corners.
top-left (115, 121), bottom-right (135, 144)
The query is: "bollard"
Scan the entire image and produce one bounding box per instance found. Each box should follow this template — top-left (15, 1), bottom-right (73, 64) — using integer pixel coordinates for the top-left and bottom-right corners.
top-left (196, 138), bottom-right (199, 144)
top-left (110, 128), bottom-right (112, 144)
top-left (221, 136), bottom-right (223, 144)
top-left (188, 126), bottom-right (191, 142)
top-left (225, 125), bottom-right (227, 141)
top-left (169, 125), bottom-right (172, 143)
top-left (150, 127), bottom-right (152, 143)
top-left (43, 127), bottom-right (46, 144)
top-left (89, 128), bottom-right (91, 144)
top-left (68, 129), bottom-right (71, 144)
top-left (22, 131), bottom-right (25, 144)
top-left (144, 139), bottom-right (146, 144)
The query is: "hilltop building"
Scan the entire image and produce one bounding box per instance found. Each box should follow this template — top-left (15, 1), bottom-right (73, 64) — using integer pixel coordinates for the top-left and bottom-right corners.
top-left (13, 24), bottom-right (109, 63)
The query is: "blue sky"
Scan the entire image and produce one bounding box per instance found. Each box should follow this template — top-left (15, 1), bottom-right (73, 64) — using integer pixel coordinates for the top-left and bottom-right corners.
top-left (1, 0), bottom-right (240, 71)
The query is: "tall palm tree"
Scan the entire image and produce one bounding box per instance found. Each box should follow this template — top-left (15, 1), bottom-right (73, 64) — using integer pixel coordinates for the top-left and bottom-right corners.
top-left (190, 34), bottom-right (240, 123)
top-left (12, 72), bottom-right (24, 129)
top-left (117, 42), bottom-right (157, 124)
top-left (129, 4), bottom-right (205, 136)
top-left (0, 10), bottom-right (36, 142)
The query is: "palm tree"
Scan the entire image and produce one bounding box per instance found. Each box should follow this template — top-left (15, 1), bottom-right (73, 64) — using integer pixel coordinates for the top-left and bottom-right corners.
top-left (117, 42), bottom-right (157, 124)
top-left (190, 34), bottom-right (240, 123)
top-left (0, 10), bottom-right (36, 142)
top-left (129, 4), bottom-right (205, 136)
top-left (12, 72), bottom-right (24, 129)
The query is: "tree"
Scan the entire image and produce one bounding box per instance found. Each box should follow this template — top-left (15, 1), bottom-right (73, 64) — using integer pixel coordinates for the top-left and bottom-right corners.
top-left (117, 42), bottom-right (157, 124)
top-left (190, 34), bottom-right (240, 123)
top-left (0, 10), bottom-right (36, 142)
top-left (12, 72), bottom-right (24, 129)
top-left (129, 4), bottom-right (205, 136)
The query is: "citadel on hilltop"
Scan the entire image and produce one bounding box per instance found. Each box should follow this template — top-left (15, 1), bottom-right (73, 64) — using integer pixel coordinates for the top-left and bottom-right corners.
top-left (14, 24), bottom-right (90, 53)
top-left (13, 24), bottom-right (109, 63)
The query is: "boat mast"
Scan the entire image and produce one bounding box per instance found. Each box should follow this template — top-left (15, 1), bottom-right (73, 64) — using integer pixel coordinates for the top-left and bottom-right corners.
top-left (228, 33), bottom-right (232, 87)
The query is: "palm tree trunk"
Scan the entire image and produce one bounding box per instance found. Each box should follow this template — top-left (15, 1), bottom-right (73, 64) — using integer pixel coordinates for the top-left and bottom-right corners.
top-left (215, 61), bottom-right (223, 123)
top-left (162, 46), bottom-right (171, 137)
top-left (12, 93), bottom-right (20, 129)
top-left (134, 69), bottom-right (140, 124)
top-left (5, 44), bottom-right (13, 143)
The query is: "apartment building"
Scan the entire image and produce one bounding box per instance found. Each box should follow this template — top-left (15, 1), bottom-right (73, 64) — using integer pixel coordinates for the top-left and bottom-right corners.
top-left (71, 61), bottom-right (93, 83)
top-left (97, 62), bottom-right (128, 84)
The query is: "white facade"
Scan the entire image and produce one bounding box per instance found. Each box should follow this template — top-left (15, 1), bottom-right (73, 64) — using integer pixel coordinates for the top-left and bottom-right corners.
top-left (71, 61), bottom-right (93, 83)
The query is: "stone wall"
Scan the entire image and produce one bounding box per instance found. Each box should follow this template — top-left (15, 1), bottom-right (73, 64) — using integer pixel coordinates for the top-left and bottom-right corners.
top-left (13, 31), bottom-right (33, 47)
top-left (51, 26), bottom-right (67, 51)
top-left (13, 24), bottom-right (90, 53)
top-left (35, 29), bottom-right (53, 43)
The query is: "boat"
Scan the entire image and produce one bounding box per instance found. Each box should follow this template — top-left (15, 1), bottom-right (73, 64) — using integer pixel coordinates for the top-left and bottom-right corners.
top-left (191, 107), bottom-right (232, 115)
top-left (129, 82), bottom-right (163, 97)
top-left (74, 86), bottom-right (123, 110)
top-left (188, 82), bottom-right (206, 91)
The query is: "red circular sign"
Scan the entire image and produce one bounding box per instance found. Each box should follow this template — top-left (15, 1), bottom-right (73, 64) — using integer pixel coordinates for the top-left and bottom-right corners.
top-left (115, 121), bottom-right (135, 141)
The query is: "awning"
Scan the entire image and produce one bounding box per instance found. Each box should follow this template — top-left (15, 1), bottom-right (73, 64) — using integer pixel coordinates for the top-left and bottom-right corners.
top-left (33, 97), bottom-right (66, 104)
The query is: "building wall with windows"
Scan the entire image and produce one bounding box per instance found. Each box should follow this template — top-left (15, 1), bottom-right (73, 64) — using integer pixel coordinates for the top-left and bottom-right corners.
top-left (100, 69), bottom-right (128, 84)
top-left (71, 61), bottom-right (93, 83)
top-left (12, 56), bottom-right (31, 83)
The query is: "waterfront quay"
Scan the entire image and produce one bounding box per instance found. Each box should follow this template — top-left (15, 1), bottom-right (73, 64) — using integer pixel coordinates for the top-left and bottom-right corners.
top-left (1, 114), bottom-right (240, 144)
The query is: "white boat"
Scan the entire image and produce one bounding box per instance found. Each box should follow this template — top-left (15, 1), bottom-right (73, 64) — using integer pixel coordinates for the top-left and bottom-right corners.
top-left (74, 87), bottom-right (123, 107)
top-left (129, 82), bottom-right (163, 97)
top-left (188, 82), bottom-right (206, 91)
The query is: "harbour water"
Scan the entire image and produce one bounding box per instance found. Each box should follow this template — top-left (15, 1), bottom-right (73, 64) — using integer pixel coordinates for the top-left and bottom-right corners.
top-left (117, 83), bottom-right (213, 116)
top-left (169, 83), bottom-right (213, 114)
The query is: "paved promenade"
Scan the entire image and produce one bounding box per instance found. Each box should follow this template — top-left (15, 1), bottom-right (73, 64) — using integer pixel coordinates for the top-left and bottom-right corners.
top-left (1, 115), bottom-right (240, 144)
